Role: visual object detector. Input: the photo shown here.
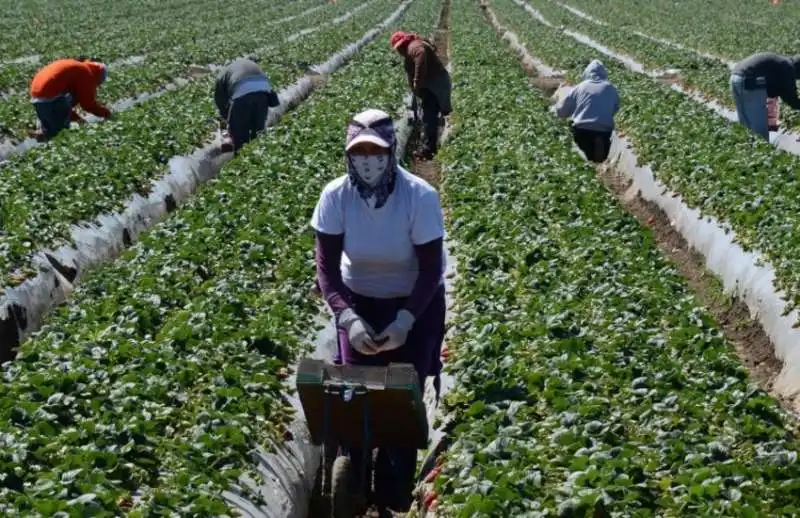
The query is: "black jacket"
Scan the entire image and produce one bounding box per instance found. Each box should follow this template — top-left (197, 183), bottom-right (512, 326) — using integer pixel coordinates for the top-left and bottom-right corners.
top-left (214, 59), bottom-right (280, 117)
top-left (733, 52), bottom-right (800, 109)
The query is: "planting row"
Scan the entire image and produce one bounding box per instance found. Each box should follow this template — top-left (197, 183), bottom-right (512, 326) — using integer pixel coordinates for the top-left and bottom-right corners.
top-left (0, 0), bottom-right (441, 512)
top-left (0, 0), bottom-right (311, 84)
top-left (491, 0), bottom-right (800, 320)
top-left (0, 0), bottom-right (367, 139)
top-left (526, 1), bottom-right (733, 103)
top-left (0, 0), bottom-right (403, 289)
top-left (432, 1), bottom-right (800, 515)
top-left (555, 0), bottom-right (800, 61)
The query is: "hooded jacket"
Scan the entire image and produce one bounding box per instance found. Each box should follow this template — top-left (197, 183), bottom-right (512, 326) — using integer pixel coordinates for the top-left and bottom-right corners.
top-left (30, 59), bottom-right (110, 119)
top-left (556, 60), bottom-right (620, 132)
top-left (732, 52), bottom-right (800, 109)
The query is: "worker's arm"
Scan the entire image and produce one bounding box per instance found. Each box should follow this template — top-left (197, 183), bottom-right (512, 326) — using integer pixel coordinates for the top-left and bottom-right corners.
top-left (214, 74), bottom-right (230, 118)
top-left (315, 231), bottom-right (352, 319)
top-left (405, 190), bottom-right (445, 318)
top-left (404, 238), bottom-right (444, 318)
top-left (408, 44), bottom-right (428, 93)
top-left (555, 87), bottom-right (578, 119)
top-left (74, 74), bottom-right (110, 118)
top-left (778, 72), bottom-right (800, 110)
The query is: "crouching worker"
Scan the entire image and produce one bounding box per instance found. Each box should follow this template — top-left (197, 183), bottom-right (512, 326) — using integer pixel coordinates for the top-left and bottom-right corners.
top-left (391, 31), bottom-right (452, 159)
top-left (311, 109), bottom-right (447, 513)
top-left (29, 58), bottom-right (111, 141)
top-left (214, 58), bottom-right (280, 153)
top-left (555, 59), bottom-right (620, 163)
top-left (730, 52), bottom-right (800, 141)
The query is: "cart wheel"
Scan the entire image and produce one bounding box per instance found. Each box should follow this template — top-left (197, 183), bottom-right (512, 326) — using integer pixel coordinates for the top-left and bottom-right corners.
top-left (331, 456), bottom-right (353, 518)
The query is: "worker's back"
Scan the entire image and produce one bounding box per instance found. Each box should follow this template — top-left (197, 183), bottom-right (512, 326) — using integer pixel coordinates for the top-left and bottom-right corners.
top-left (30, 59), bottom-right (103, 99)
top-left (567, 60), bottom-right (619, 132)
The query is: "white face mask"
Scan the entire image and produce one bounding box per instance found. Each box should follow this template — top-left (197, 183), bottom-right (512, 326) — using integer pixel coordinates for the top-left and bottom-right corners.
top-left (350, 154), bottom-right (389, 186)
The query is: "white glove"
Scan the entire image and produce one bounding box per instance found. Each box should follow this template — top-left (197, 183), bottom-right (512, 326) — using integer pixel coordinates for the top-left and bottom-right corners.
top-left (375, 310), bottom-right (415, 353)
top-left (338, 308), bottom-right (379, 356)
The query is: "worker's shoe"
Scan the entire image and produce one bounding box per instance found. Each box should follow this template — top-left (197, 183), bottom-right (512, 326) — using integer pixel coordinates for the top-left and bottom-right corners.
top-left (28, 128), bottom-right (47, 142)
top-left (414, 148), bottom-right (435, 161)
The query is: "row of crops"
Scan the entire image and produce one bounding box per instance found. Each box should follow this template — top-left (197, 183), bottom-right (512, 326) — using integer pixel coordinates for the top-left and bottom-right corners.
top-left (0, 0), bottom-right (380, 138)
top-left (480, 0), bottom-right (800, 321)
top-left (0, 0), bottom-right (443, 512)
top-left (429, 0), bottom-right (800, 515)
top-left (0, 0), bottom-right (401, 288)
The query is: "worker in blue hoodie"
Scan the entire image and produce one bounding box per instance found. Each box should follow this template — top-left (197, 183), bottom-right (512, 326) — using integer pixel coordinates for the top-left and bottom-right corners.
top-left (730, 52), bottom-right (800, 140)
top-left (555, 59), bottom-right (620, 163)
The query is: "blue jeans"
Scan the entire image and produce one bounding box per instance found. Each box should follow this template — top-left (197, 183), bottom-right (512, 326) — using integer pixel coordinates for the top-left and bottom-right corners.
top-left (32, 94), bottom-right (72, 140)
top-left (730, 74), bottom-right (768, 141)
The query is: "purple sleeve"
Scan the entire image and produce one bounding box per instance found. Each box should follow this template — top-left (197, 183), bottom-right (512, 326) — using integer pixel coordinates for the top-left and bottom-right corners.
top-left (315, 231), bottom-right (351, 318)
top-left (405, 237), bottom-right (444, 318)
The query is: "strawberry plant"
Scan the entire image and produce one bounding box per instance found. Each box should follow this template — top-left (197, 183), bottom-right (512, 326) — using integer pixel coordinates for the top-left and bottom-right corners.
top-left (432, 2), bottom-right (800, 515)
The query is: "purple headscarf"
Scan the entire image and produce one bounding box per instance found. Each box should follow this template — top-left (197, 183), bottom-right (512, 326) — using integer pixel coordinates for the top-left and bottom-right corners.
top-left (345, 109), bottom-right (398, 209)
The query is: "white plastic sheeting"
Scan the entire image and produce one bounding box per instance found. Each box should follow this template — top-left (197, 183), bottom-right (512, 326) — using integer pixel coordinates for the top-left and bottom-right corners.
top-left (483, 7), bottom-right (800, 403)
top-left (0, 0), bottom-right (417, 351)
top-left (0, 54), bottom-right (41, 67)
top-left (510, 0), bottom-right (552, 27)
top-left (552, 1), bottom-right (736, 68)
top-left (0, 0), bottom-right (380, 164)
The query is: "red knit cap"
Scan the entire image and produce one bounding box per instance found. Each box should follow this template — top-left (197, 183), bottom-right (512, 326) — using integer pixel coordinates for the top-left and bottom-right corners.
top-left (390, 31), bottom-right (418, 50)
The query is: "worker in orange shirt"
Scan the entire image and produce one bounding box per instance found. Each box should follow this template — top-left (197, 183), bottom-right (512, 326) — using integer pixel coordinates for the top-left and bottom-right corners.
top-left (29, 57), bottom-right (112, 141)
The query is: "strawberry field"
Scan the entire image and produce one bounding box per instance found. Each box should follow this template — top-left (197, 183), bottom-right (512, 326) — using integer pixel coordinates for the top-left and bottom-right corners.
top-left (3, 0), bottom-right (800, 515)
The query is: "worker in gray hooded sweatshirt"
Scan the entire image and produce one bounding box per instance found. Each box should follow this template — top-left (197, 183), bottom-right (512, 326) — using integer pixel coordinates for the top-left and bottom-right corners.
top-left (730, 52), bottom-right (800, 140)
top-left (214, 58), bottom-right (280, 153)
top-left (555, 59), bottom-right (620, 163)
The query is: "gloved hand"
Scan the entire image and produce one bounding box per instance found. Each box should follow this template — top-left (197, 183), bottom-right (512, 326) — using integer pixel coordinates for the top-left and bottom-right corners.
top-left (338, 308), bottom-right (379, 356)
top-left (375, 309), bottom-right (415, 353)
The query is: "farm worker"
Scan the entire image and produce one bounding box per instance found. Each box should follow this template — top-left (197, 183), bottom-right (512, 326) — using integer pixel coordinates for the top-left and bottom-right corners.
top-left (555, 59), bottom-right (620, 163)
top-left (29, 58), bottom-right (111, 141)
top-left (730, 52), bottom-right (800, 140)
top-left (311, 109), bottom-right (446, 513)
top-left (391, 31), bottom-right (451, 159)
top-left (213, 58), bottom-right (280, 153)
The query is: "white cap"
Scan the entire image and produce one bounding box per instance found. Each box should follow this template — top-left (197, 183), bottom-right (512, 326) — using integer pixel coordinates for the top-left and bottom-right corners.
top-left (345, 109), bottom-right (393, 151)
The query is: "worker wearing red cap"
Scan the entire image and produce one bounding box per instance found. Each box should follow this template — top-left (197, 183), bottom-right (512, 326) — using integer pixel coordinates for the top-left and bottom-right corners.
top-left (29, 57), bottom-right (112, 141)
top-left (390, 31), bottom-right (451, 159)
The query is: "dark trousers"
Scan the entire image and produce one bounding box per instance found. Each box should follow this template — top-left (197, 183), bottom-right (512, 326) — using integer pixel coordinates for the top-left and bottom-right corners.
top-left (571, 126), bottom-right (612, 163)
top-left (341, 445), bottom-right (416, 511)
top-left (419, 89), bottom-right (441, 155)
top-left (228, 92), bottom-right (270, 152)
top-left (33, 96), bottom-right (72, 140)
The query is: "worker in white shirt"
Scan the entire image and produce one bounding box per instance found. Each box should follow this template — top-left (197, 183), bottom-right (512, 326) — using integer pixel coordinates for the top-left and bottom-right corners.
top-left (310, 108), bottom-right (446, 513)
